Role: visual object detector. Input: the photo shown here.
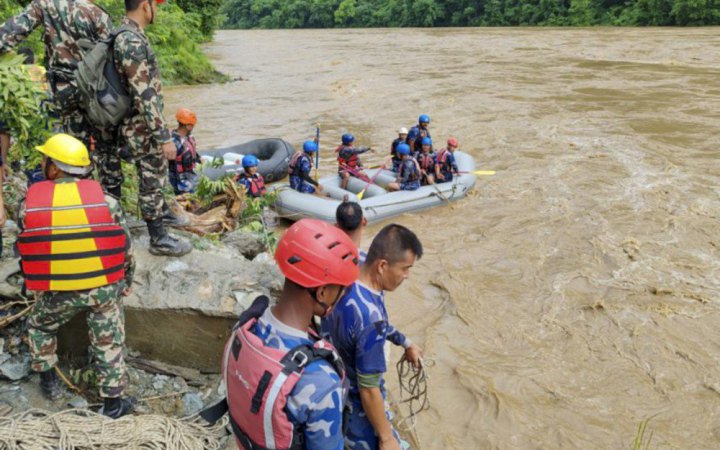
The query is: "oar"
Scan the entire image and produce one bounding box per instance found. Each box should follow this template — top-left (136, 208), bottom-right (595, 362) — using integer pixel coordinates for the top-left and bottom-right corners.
top-left (357, 163), bottom-right (388, 200)
top-left (314, 125), bottom-right (320, 182)
top-left (455, 170), bottom-right (496, 176)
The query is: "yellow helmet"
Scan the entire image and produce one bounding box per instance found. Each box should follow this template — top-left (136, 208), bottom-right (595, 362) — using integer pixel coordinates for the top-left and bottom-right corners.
top-left (35, 134), bottom-right (92, 175)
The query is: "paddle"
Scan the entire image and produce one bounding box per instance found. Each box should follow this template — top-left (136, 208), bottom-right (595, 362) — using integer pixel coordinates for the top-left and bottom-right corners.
top-left (357, 162), bottom-right (388, 200)
top-left (455, 170), bottom-right (496, 176)
top-left (314, 125), bottom-right (320, 182)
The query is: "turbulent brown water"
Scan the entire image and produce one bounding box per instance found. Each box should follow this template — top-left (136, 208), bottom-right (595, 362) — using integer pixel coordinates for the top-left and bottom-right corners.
top-left (166, 28), bottom-right (720, 449)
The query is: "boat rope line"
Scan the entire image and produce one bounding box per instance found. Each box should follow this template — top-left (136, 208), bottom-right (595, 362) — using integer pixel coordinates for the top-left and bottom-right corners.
top-left (394, 357), bottom-right (435, 432)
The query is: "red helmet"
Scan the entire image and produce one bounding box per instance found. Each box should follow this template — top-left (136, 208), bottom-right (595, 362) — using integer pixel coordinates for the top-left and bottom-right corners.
top-left (275, 219), bottom-right (359, 288)
top-left (447, 137), bottom-right (458, 147)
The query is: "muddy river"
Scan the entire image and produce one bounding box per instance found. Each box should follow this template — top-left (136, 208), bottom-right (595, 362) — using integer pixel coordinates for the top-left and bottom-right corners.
top-left (166, 27), bottom-right (720, 449)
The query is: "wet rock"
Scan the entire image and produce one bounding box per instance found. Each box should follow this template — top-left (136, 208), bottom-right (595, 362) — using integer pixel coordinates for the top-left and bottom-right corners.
top-left (0, 354), bottom-right (31, 381)
top-left (67, 395), bottom-right (88, 409)
top-left (182, 392), bottom-right (204, 416)
top-left (221, 230), bottom-right (265, 259)
top-left (152, 374), bottom-right (170, 391)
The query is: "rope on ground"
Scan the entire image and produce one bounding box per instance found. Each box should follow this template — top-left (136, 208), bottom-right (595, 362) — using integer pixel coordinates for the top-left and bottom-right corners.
top-left (395, 357), bottom-right (434, 433)
top-left (0, 408), bottom-right (229, 450)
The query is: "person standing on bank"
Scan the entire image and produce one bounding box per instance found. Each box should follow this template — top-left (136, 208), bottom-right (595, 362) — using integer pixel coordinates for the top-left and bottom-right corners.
top-left (113, 0), bottom-right (191, 256)
top-left (322, 224), bottom-right (424, 450)
top-left (17, 134), bottom-right (136, 419)
top-left (169, 107), bottom-right (201, 195)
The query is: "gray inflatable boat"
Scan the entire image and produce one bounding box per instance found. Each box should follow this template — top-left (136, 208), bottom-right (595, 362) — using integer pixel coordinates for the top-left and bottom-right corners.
top-left (272, 151), bottom-right (477, 224)
top-left (200, 138), bottom-right (294, 183)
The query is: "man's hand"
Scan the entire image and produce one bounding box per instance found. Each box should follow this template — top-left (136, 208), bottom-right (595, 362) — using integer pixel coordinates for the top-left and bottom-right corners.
top-left (404, 343), bottom-right (423, 369)
top-left (437, 173), bottom-right (445, 181)
top-left (121, 286), bottom-right (133, 297)
top-left (379, 435), bottom-right (401, 450)
top-left (316, 184), bottom-right (324, 193)
top-left (162, 141), bottom-right (177, 160)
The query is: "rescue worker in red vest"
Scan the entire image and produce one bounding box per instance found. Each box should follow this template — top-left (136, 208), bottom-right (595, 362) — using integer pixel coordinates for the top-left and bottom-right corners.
top-left (236, 154), bottom-right (266, 198)
top-left (221, 219), bottom-right (359, 449)
top-left (289, 140), bottom-right (323, 195)
top-left (414, 137), bottom-right (436, 185)
top-left (17, 134), bottom-right (136, 418)
top-left (388, 144), bottom-right (421, 192)
top-left (337, 133), bottom-right (373, 190)
top-left (169, 108), bottom-right (201, 195)
top-left (435, 137), bottom-right (459, 183)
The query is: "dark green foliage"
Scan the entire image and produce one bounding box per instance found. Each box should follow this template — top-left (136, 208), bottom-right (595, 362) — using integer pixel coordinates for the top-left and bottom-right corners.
top-left (222, 0), bottom-right (720, 27)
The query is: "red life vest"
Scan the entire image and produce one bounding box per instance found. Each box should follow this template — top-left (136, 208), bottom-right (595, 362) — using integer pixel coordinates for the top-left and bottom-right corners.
top-left (175, 134), bottom-right (198, 173)
top-left (222, 299), bottom-right (345, 450)
top-left (17, 180), bottom-right (127, 292)
top-left (336, 145), bottom-right (360, 169)
top-left (237, 172), bottom-right (266, 198)
top-left (417, 151), bottom-right (435, 171)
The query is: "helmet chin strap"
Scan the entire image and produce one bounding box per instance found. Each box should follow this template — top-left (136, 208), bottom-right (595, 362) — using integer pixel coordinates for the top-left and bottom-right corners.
top-left (309, 287), bottom-right (344, 318)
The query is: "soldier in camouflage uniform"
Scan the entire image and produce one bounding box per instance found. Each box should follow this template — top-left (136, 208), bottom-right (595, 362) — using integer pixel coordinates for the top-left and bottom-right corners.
top-left (17, 134), bottom-right (137, 419)
top-left (112, 0), bottom-right (191, 257)
top-left (0, 0), bottom-right (116, 179)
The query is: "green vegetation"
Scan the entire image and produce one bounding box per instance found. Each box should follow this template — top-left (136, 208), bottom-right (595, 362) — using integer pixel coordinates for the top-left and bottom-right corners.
top-left (222, 0), bottom-right (720, 28)
top-left (0, 0), bottom-right (227, 85)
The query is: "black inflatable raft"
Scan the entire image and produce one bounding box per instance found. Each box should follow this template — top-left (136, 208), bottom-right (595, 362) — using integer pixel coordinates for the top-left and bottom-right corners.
top-left (201, 138), bottom-right (294, 182)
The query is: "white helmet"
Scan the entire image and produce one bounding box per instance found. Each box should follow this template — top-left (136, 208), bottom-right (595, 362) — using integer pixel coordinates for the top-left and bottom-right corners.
top-left (398, 127), bottom-right (408, 134)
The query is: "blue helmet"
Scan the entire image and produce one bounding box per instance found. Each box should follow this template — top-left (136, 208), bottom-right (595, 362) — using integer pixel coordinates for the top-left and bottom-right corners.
top-left (341, 133), bottom-right (355, 145)
top-left (397, 143), bottom-right (411, 155)
top-left (303, 140), bottom-right (318, 153)
top-left (421, 137), bottom-right (432, 146)
top-left (418, 114), bottom-right (430, 124)
top-left (242, 154), bottom-right (259, 168)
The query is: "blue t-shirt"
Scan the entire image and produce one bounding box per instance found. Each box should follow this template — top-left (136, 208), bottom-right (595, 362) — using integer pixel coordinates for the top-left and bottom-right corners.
top-left (321, 282), bottom-right (408, 404)
top-left (252, 308), bottom-right (345, 450)
top-left (358, 249), bottom-right (367, 266)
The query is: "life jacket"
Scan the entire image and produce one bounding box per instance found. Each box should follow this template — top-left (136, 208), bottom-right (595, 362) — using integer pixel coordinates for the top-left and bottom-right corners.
top-left (436, 149), bottom-right (455, 173)
top-left (17, 180), bottom-right (126, 292)
top-left (399, 158), bottom-right (421, 183)
top-left (407, 126), bottom-right (430, 152)
top-left (173, 133), bottom-right (198, 173)
top-left (237, 172), bottom-right (266, 198)
top-left (288, 152), bottom-right (310, 178)
top-left (219, 296), bottom-right (345, 450)
top-left (336, 145), bottom-right (360, 170)
top-left (416, 152), bottom-right (435, 172)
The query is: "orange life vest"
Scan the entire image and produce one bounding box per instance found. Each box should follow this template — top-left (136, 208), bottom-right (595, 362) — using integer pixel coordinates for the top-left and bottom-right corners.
top-left (17, 180), bottom-right (127, 292)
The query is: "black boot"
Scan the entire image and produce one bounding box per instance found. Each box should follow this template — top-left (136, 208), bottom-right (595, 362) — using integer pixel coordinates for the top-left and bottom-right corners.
top-left (102, 396), bottom-right (137, 419)
top-left (161, 202), bottom-right (191, 228)
top-left (106, 185), bottom-right (122, 199)
top-left (147, 219), bottom-right (192, 257)
top-left (39, 369), bottom-right (64, 400)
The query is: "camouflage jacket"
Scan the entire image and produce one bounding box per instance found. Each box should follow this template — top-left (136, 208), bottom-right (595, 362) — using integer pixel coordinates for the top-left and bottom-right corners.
top-left (113, 17), bottom-right (171, 145)
top-left (0, 0), bottom-right (111, 76)
top-left (16, 178), bottom-right (136, 287)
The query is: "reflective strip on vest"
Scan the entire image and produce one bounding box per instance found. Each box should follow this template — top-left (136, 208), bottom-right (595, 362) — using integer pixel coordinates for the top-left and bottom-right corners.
top-left (18, 180), bottom-right (126, 291)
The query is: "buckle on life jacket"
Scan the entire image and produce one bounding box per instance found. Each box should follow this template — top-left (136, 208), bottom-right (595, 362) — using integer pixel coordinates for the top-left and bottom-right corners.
top-left (290, 350), bottom-right (309, 368)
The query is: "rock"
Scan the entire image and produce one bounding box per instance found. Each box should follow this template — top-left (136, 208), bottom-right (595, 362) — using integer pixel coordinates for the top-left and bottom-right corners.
top-left (182, 392), bottom-right (204, 416)
top-left (67, 395), bottom-right (88, 409)
top-left (221, 230), bottom-right (266, 259)
top-left (163, 260), bottom-right (190, 273)
top-left (0, 354), bottom-right (31, 381)
top-left (152, 374), bottom-right (169, 391)
top-left (253, 252), bottom-right (271, 264)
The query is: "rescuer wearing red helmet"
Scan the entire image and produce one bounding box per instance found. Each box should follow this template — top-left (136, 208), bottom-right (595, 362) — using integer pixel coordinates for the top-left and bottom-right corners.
top-left (435, 137), bottom-right (460, 183)
top-left (218, 219), bottom-right (360, 450)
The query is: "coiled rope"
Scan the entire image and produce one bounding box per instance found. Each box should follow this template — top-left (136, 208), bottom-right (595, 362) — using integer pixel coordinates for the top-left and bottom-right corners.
top-left (395, 357), bottom-right (434, 432)
top-left (0, 408), bottom-right (229, 450)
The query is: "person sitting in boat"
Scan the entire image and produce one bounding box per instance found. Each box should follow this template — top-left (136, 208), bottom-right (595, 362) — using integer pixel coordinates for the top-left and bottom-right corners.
top-left (414, 137), bottom-right (436, 185)
top-left (289, 140), bottom-right (323, 194)
top-left (435, 137), bottom-right (460, 183)
top-left (406, 114), bottom-right (431, 153)
top-left (336, 198), bottom-right (368, 264)
top-left (169, 108), bottom-right (201, 195)
top-left (390, 127), bottom-right (408, 172)
top-left (236, 155), bottom-right (266, 198)
top-left (388, 144), bottom-right (420, 192)
top-left (337, 133), bottom-right (373, 190)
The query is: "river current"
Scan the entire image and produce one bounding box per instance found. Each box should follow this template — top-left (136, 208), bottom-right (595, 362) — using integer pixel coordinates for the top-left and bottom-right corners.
top-left (166, 27), bottom-right (720, 449)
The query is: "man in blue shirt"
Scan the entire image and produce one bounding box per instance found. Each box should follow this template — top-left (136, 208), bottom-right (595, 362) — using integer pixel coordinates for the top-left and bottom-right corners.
top-left (322, 224), bottom-right (424, 450)
top-left (406, 114), bottom-right (431, 153)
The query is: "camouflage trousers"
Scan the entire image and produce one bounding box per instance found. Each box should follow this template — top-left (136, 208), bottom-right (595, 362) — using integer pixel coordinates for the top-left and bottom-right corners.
top-left (62, 111), bottom-right (124, 193)
top-left (122, 132), bottom-right (168, 222)
top-left (26, 282), bottom-right (127, 398)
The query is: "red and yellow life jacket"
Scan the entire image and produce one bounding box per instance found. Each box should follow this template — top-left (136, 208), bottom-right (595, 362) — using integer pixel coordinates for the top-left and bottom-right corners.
top-left (17, 180), bottom-right (127, 292)
top-left (237, 172), bottom-right (266, 198)
top-left (175, 134), bottom-right (198, 173)
top-left (336, 145), bottom-right (360, 169)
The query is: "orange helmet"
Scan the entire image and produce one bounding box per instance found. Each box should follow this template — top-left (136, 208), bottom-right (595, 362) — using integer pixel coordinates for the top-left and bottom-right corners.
top-left (176, 108), bottom-right (197, 126)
